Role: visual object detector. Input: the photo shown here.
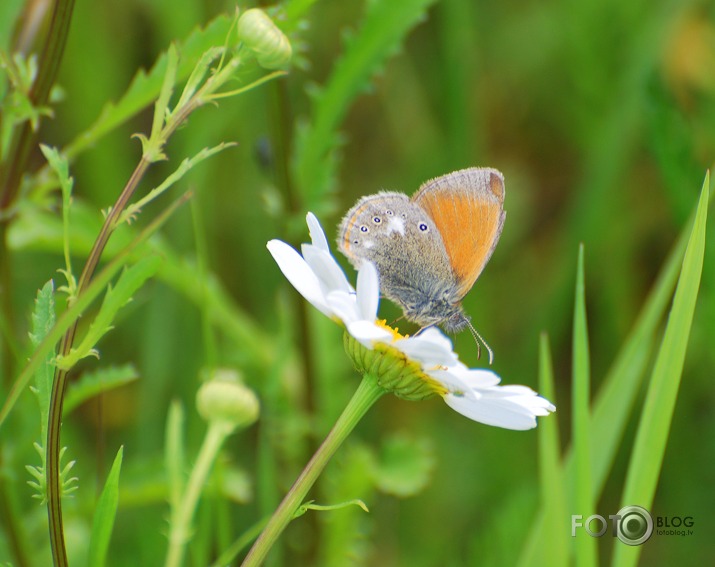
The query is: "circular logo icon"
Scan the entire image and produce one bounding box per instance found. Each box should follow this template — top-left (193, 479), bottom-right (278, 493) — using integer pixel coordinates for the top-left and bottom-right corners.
top-left (616, 505), bottom-right (653, 545)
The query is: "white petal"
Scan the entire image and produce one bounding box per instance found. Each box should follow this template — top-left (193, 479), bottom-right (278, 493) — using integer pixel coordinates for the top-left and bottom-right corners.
top-left (394, 328), bottom-right (458, 367)
top-left (348, 320), bottom-right (393, 347)
top-left (428, 367), bottom-right (479, 400)
top-left (356, 262), bottom-right (380, 320)
top-left (306, 212), bottom-right (330, 252)
top-left (326, 290), bottom-right (361, 325)
top-left (450, 366), bottom-right (502, 389)
top-left (267, 240), bottom-right (331, 316)
top-left (429, 364), bottom-right (501, 395)
top-left (444, 388), bottom-right (556, 430)
top-left (302, 245), bottom-right (353, 294)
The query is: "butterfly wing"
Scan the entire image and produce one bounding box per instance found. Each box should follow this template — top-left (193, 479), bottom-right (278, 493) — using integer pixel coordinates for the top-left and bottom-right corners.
top-left (412, 167), bottom-right (505, 299)
top-left (338, 191), bottom-right (455, 318)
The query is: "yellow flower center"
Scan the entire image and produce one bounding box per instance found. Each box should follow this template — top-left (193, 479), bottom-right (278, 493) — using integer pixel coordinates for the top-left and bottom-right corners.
top-left (375, 319), bottom-right (407, 340)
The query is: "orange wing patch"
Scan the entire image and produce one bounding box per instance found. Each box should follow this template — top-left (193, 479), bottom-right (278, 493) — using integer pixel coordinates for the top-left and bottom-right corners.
top-left (413, 168), bottom-right (505, 298)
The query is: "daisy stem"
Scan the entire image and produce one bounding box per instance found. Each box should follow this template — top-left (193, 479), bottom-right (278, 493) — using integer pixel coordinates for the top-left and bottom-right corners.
top-left (241, 373), bottom-right (385, 567)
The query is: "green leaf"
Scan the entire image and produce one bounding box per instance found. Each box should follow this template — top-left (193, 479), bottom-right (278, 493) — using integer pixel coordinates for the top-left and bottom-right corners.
top-left (294, 499), bottom-right (369, 518)
top-left (0, 193), bottom-right (190, 429)
top-left (38, 144), bottom-right (73, 195)
top-left (29, 280), bottom-right (56, 438)
top-left (372, 431), bottom-right (435, 498)
top-left (612, 174), bottom-right (708, 567)
top-left (535, 334), bottom-right (568, 567)
top-left (0, 52), bottom-right (52, 154)
top-left (571, 245), bottom-right (597, 567)
top-left (63, 364), bottom-right (140, 414)
top-left (118, 143), bottom-right (235, 225)
top-left (56, 254), bottom-right (163, 370)
top-left (292, 0), bottom-right (438, 213)
top-left (39, 145), bottom-right (76, 295)
top-left (172, 46), bottom-right (224, 111)
top-left (150, 44), bottom-right (178, 152)
top-left (88, 446), bottom-right (124, 567)
top-left (62, 15), bottom-right (233, 161)
top-left (8, 200), bottom-right (273, 368)
top-left (26, 443), bottom-right (78, 503)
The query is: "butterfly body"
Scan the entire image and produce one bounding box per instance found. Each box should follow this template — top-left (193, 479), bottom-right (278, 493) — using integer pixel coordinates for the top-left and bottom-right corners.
top-left (338, 167), bottom-right (505, 334)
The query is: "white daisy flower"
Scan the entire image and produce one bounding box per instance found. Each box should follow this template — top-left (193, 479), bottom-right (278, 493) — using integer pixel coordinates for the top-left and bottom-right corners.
top-left (267, 213), bottom-right (392, 347)
top-left (268, 213), bottom-right (555, 430)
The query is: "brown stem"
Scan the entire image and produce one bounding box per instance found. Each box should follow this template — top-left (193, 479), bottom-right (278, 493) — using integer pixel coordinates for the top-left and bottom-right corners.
top-left (0, 0), bottom-right (76, 396)
top-left (46, 157), bottom-right (150, 566)
top-left (0, 0), bottom-right (76, 213)
top-left (45, 95), bottom-right (202, 565)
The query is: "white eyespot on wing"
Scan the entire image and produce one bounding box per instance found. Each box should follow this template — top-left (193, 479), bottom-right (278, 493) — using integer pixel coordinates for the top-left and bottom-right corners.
top-left (386, 216), bottom-right (405, 235)
top-left (363, 240), bottom-right (375, 249)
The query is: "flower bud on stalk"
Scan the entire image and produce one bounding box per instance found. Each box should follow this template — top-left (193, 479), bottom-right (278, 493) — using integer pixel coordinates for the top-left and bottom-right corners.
top-left (196, 368), bottom-right (259, 431)
top-left (237, 9), bottom-right (292, 70)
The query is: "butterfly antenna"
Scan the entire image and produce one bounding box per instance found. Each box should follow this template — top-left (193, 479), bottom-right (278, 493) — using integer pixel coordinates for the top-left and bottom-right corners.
top-left (465, 319), bottom-right (494, 365)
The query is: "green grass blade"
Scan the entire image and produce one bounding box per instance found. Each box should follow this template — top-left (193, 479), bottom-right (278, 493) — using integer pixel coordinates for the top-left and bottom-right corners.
top-left (612, 175), bottom-right (709, 567)
top-left (87, 446), bottom-right (124, 567)
top-left (572, 244), bottom-right (597, 567)
top-left (518, 181), bottom-right (698, 567)
top-left (534, 333), bottom-right (568, 567)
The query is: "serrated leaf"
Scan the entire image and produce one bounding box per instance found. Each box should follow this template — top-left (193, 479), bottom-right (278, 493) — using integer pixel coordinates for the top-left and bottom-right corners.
top-left (39, 145), bottom-right (73, 195)
top-left (88, 446), bottom-right (124, 567)
top-left (372, 432), bottom-right (435, 498)
top-left (292, 0), bottom-right (438, 212)
top-left (173, 46), bottom-right (225, 111)
top-left (29, 280), bottom-right (56, 437)
top-left (40, 145), bottom-right (76, 294)
top-left (1, 195), bottom-right (190, 429)
top-left (56, 255), bottom-right (163, 370)
top-left (26, 441), bottom-right (78, 503)
top-left (148, 44), bottom-right (178, 154)
top-left (62, 15), bottom-right (233, 161)
top-left (118, 143), bottom-right (235, 225)
top-left (63, 364), bottom-right (139, 414)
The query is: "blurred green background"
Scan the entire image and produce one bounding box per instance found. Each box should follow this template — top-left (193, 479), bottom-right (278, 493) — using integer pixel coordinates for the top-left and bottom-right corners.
top-left (1, 0), bottom-right (714, 565)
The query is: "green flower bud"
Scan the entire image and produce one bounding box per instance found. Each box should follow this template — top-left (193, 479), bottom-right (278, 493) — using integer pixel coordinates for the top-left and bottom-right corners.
top-left (196, 369), bottom-right (259, 429)
top-left (237, 9), bottom-right (292, 70)
top-left (343, 333), bottom-right (447, 401)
